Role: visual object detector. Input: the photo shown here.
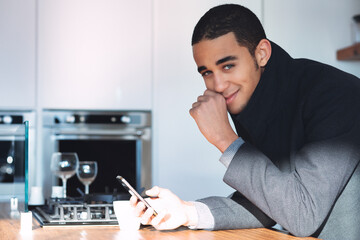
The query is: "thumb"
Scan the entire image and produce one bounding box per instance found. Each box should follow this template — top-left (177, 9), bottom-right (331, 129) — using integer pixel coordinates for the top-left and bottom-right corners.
top-left (145, 186), bottom-right (161, 197)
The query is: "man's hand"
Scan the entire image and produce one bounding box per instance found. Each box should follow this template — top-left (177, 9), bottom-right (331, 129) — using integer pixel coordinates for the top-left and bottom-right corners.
top-left (129, 186), bottom-right (198, 230)
top-left (189, 89), bottom-right (238, 152)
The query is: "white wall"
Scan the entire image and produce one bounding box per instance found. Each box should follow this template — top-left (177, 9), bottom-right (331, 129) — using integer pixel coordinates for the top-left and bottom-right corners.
top-left (0, 0), bottom-right (36, 109)
top-left (153, 0), bottom-right (262, 200)
top-left (264, 0), bottom-right (360, 77)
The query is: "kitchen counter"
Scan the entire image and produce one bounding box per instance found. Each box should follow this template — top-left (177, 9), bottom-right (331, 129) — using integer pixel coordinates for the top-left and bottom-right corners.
top-left (0, 202), bottom-right (319, 240)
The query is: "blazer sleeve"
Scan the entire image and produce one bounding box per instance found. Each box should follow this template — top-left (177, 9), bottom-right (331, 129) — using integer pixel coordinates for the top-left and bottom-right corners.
top-left (197, 191), bottom-right (276, 230)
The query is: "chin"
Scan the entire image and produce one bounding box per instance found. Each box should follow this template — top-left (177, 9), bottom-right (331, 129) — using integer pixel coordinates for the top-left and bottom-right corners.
top-left (227, 107), bottom-right (241, 115)
top-left (227, 103), bottom-right (246, 115)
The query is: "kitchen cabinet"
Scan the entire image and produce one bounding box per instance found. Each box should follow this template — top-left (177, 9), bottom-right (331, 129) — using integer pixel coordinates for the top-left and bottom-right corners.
top-left (37, 0), bottom-right (152, 110)
top-left (0, 0), bottom-right (36, 109)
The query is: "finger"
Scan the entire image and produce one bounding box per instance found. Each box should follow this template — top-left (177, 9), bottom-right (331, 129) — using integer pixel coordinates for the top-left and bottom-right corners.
top-left (146, 186), bottom-right (173, 199)
top-left (156, 188), bottom-right (173, 198)
top-left (129, 195), bottom-right (138, 207)
top-left (151, 210), bottom-right (167, 229)
top-left (134, 201), bottom-right (146, 217)
top-left (197, 95), bottom-right (208, 102)
top-left (191, 101), bottom-right (201, 108)
top-left (205, 90), bottom-right (225, 102)
top-left (203, 89), bottom-right (217, 96)
top-left (145, 186), bottom-right (161, 197)
top-left (189, 107), bottom-right (199, 118)
top-left (141, 208), bottom-right (155, 225)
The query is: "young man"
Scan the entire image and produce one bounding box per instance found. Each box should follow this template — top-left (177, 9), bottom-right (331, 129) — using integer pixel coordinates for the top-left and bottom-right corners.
top-left (131, 4), bottom-right (360, 239)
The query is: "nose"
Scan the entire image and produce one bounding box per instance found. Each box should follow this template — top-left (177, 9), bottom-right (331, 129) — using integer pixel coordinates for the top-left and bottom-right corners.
top-left (213, 73), bottom-right (228, 93)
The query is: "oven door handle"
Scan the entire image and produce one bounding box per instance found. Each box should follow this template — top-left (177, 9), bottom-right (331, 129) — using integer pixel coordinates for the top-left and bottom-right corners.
top-left (0, 135), bottom-right (25, 140)
top-left (53, 130), bottom-right (145, 137)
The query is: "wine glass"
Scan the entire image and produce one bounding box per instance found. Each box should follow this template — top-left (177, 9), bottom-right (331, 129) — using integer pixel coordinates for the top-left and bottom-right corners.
top-left (50, 152), bottom-right (79, 198)
top-left (76, 161), bottom-right (98, 194)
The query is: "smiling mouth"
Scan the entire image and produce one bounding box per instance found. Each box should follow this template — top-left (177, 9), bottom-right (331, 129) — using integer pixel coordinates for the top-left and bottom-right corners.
top-left (225, 90), bottom-right (239, 104)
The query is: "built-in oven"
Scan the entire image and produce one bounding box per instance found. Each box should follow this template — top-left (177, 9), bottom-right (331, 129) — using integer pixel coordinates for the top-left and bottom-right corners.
top-left (41, 110), bottom-right (152, 198)
top-left (0, 110), bottom-right (35, 200)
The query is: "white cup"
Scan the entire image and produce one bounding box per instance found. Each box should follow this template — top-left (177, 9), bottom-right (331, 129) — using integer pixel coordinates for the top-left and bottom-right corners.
top-left (51, 186), bottom-right (64, 198)
top-left (29, 186), bottom-right (45, 205)
top-left (113, 200), bottom-right (141, 231)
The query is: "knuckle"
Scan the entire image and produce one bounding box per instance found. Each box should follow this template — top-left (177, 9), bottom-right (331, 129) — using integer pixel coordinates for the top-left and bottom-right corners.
top-left (163, 188), bottom-right (172, 196)
top-left (189, 109), bottom-right (194, 117)
top-left (204, 89), bottom-right (212, 95)
top-left (190, 108), bottom-right (198, 116)
top-left (210, 94), bottom-right (217, 101)
top-left (216, 94), bottom-right (224, 101)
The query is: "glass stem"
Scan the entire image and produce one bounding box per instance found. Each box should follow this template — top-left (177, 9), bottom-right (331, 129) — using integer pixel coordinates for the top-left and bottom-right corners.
top-left (85, 184), bottom-right (89, 194)
top-left (62, 178), bottom-right (67, 198)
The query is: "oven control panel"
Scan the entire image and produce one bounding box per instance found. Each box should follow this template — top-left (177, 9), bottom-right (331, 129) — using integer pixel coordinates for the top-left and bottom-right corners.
top-left (53, 114), bottom-right (139, 125)
top-left (42, 110), bottom-right (151, 128)
top-left (0, 115), bottom-right (23, 124)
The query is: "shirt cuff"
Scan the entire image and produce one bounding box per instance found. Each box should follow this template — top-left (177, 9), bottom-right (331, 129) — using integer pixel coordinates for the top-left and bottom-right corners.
top-left (219, 137), bottom-right (244, 168)
top-left (188, 201), bottom-right (215, 230)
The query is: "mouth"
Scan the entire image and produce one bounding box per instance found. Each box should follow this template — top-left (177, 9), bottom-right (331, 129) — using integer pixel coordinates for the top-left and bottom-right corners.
top-left (225, 90), bottom-right (239, 105)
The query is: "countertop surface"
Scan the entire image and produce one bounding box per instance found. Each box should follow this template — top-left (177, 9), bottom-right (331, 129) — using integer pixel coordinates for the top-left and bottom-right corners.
top-left (0, 202), bottom-right (320, 240)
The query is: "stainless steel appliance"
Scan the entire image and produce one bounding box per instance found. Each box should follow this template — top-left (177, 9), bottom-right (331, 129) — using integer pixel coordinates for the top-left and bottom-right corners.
top-left (0, 110), bottom-right (35, 200)
top-left (42, 110), bottom-right (152, 198)
top-left (33, 195), bottom-right (120, 226)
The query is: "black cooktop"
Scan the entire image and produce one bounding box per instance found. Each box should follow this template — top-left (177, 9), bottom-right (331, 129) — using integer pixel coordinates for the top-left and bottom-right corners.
top-left (33, 193), bottom-right (129, 227)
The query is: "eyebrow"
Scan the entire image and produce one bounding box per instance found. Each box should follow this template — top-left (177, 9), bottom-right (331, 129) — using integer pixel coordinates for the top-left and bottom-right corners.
top-left (197, 55), bottom-right (238, 73)
top-left (216, 55), bottom-right (237, 65)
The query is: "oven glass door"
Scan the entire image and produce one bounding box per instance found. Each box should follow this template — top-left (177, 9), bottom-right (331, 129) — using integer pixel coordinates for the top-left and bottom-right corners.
top-left (0, 123), bottom-right (28, 204)
top-left (0, 137), bottom-right (25, 183)
top-left (57, 138), bottom-right (140, 197)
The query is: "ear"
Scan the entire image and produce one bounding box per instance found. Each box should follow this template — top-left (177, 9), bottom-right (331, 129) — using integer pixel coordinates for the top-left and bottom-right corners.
top-left (255, 39), bottom-right (272, 68)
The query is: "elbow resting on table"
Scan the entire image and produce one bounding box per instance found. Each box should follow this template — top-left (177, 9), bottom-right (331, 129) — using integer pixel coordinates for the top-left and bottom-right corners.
top-left (288, 226), bottom-right (318, 238)
top-left (282, 207), bottom-right (325, 237)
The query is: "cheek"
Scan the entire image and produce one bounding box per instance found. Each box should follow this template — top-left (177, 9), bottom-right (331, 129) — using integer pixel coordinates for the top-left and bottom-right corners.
top-left (231, 73), bottom-right (248, 88)
top-left (241, 72), bottom-right (260, 100)
top-left (240, 66), bottom-right (260, 88)
top-left (231, 66), bottom-right (249, 84)
top-left (204, 78), bottom-right (214, 90)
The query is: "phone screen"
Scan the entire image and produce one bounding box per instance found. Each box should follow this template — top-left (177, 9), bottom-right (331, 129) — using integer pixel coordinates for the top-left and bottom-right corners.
top-left (116, 176), bottom-right (158, 216)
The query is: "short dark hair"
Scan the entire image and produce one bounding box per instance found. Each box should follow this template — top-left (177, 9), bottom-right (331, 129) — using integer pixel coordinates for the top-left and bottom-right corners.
top-left (191, 4), bottom-right (266, 56)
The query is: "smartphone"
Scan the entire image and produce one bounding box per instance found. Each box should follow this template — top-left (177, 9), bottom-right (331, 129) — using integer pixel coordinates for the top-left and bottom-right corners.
top-left (116, 176), bottom-right (158, 216)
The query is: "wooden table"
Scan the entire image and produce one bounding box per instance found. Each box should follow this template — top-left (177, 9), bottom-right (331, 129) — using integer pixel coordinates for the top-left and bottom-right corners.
top-left (0, 202), bottom-right (319, 240)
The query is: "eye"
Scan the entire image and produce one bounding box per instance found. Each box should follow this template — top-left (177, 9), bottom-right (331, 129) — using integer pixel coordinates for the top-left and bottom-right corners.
top-left (201, 71), bottom-right (212, 77)
top-left (223, 64), bottom-right (234, 70)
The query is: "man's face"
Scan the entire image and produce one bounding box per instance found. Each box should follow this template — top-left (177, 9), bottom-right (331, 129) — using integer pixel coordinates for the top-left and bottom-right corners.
top-left (192, 32), bottom-right (262, 114)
